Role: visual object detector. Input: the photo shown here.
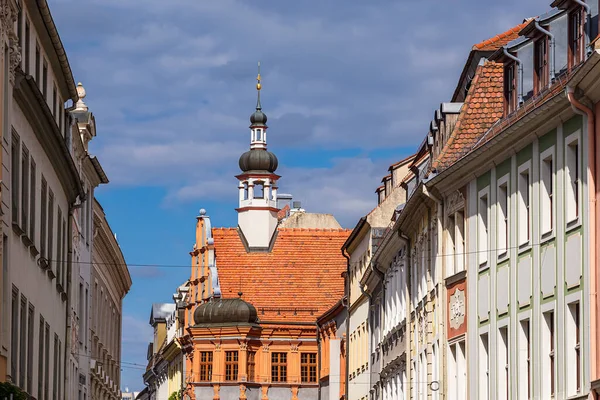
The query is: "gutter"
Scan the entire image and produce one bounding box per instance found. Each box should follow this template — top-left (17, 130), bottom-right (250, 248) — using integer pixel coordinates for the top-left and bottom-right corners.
top-left (503, 46), bottom-right (524, 104)
top-left (534, 21), bottom-right (556, 82)
top-left (566, 86), bottom-right (599, 393)
top-left (341, 248), bottom-right (350, 400)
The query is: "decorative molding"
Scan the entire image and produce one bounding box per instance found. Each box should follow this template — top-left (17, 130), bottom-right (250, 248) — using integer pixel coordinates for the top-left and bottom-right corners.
top-left (449, 288), bottom-right (466, 330)
top-left (446, 189), bottom-right (465, 216)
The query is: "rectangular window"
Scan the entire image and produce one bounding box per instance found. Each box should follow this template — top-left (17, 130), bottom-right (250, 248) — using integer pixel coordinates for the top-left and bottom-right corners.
top-left (62, 219), bottom-right (67, 287)
top-left (478, 189), bottom-right (489, 266)
top-left (247, 351), bottom-right (256, 382)
top-left (498, 326), bottom-right (509, 400)
top-left (225, 351), bottom-right (238, 381)
top-left (446, 214), bottom-right (455, 277)
top-left (199, 352), bottom-right (212, 381)
top-left (543, 311), bottom-right (555, 398)
top-left (497, 178), bottom-right (509, 257)
top-left (566, 135), bottom-right (580, 223)
top-left (27, 304), bottom-right (34, 394)
top-left (57, 340), bottom-right (62, 399)
top-left (30, 159), bottom-right (36, 241)
top-left (17, 6), bottom-right (22, 52)
top-left (40, 177), bottom-right (47, 258)
top-left (301, 353), bottom-right (317, 383)
top-left (455, 210), bottom-right (465, 273)
top-left (21, 145), bottom-right (28, 234)
top-left (567, 302), bottom-right (581, 395)
top-left (44, 322), bottom-right (49, 400)
top-left (541, 151), bottom-right (554, 235)
top-left (271, 352), bottom-right (287, 382)
top-left (19, 295), bottom-right (26, 388)
top-left (35, 43), bottom-right (40, 83)
top-left (57, 208), bottom-right (62, 285)
top-left (38, 315), bottom-right (44, 399)
top-left (518, 165), bottom-right (530, 245)
top-left (535, 36), bottom-right (549, 94)
top-left (11, 131), bottom-right (20, 225)
top-left (24, 20), bottom-right (30, 74)
top-left (518, 319), bottom-right (530, 399)
top-left (569, 7), bottom-right (585, 69)
top-left (42, 59), bottom-right (48, 100)
top-left (53, 333), bottom-right (58, 400)
top-left (11, 287), bottom-right (18, 382)
top-left (48, 190), bottom-right (54, 271)
top-left (52, 85), bottom-right (57, 117)
top-left (504, 62), bottom-right (517, 114)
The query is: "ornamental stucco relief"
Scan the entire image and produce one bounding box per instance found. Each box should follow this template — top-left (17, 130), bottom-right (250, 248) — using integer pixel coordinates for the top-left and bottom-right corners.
top-left (449, 288), bottom-right (466, 330)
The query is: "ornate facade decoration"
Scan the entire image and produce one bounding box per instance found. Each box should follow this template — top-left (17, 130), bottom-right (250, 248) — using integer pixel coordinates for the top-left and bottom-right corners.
top-left (448, 288), bottom-right (466, 330)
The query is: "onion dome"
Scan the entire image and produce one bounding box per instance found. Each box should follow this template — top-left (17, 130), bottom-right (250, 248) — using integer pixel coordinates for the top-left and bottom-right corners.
top-left (193, 298), bottom-right (258, 326)
top-left (250, 109), bottom-right (267, 126)
top-left (239, 149), bottom-right (278, 172)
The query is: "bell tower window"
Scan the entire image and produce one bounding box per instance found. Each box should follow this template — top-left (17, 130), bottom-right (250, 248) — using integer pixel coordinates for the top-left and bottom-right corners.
top-left (254, 181), bottom-right (264, 199)
top-left (255, 129), bottom-right (263, 142)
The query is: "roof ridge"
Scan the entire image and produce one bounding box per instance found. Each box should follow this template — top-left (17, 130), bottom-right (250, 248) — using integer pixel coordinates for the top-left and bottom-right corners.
top-left (472, 20), bottom-right (530, 51)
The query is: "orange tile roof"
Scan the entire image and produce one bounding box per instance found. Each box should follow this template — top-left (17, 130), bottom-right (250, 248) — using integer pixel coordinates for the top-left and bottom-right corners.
top-left (277, 204), bottom-right (290, 221)
top-left (212, 227), bottom-right (351, 323)
top-left (473, 21), bottom-right (530, 51)
top-left (433, 61), bottom-right (504, 171)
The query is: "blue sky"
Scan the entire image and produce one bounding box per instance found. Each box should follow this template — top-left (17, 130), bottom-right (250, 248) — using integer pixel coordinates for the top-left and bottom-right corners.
top-left (48, 0), bottom-right (551, 392)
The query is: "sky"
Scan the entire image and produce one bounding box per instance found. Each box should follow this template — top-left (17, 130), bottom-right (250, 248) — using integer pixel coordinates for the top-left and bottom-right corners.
top-left (47, 0), bottom-right (552, 392)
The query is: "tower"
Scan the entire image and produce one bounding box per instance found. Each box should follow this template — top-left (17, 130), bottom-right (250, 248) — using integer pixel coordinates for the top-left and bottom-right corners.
top-left (236, 63), bottom-right (280, 248)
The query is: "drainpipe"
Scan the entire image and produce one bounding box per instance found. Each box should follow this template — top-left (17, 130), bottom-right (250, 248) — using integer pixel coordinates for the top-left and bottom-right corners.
top-left (566, 86), bottom-right (599, 395)
top-left (503, 47), bottom-right (524, 105)
top-left (534, 21), bottom-right (556, 82)
top-left (572, 0), bottom-right (592, 55)
top-left (341, 248), bottom-right (350, 400)
top-left (65, 197), bottom-right (85, 400)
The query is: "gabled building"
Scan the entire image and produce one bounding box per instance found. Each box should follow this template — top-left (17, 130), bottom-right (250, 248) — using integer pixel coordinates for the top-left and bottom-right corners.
top-left (181, 69), bottom-right (350, 400)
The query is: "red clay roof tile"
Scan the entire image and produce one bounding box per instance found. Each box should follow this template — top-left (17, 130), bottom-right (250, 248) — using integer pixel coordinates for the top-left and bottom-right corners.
top-left (473, 21), bottom-right (531, 51)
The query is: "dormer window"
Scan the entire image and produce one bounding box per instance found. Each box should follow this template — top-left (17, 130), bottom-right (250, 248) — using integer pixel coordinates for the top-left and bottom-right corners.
top-left (534, 36), bottom-right (549, 95)
top-left (569, 6), bottom-right (585, 70)
top-left (504, 62), bottom-right (517, 115)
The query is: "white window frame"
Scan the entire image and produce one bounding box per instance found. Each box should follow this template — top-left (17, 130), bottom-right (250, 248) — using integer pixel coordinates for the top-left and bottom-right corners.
top-left (478, 187), bottom-right (490, 268)
top-left (565, 131), bottom-right (581, 225)
top-left (517, 161), bottom-right (531, 247)
top-left (446, 213), bottom-right (456, 277)
top-left (518, 316), bottom-right (531, 400)
top-left (566, 300), bottom-right (581, 395)
top-left (478, 332), bottom-right (490, 400)
top-left (497, 324), bottom-right (509, 400)
top-left (455, 210), bottom-right (465, 273)
top-left (497, 174), bottom-right (510, 259)
top-left (540, 146), bottom-right (555, 237)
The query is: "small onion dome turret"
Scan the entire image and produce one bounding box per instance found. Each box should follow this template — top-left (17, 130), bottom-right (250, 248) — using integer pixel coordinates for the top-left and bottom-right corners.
top-left (250, 109), bottom-right (267, 127)
top-left (194, 298), bottom-right (258, 326)
top-left (239, 149), bottom-right (278, 172)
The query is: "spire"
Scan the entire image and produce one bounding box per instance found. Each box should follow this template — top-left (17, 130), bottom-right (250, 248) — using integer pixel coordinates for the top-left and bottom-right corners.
top-left (256, 61), bottom-right (262, 111)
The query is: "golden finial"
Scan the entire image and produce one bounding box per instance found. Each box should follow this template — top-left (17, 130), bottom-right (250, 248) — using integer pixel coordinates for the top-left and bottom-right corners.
top-left (256, 61), bottom-right (262, 91)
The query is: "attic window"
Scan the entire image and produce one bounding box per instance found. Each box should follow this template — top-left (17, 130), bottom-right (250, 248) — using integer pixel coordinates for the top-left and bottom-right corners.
top-left (504, 62), bottom-right (517, 116)
top-left (534, 36), bottom-right (549, 95)
top-left (569, 6), bottom-right (585, 70)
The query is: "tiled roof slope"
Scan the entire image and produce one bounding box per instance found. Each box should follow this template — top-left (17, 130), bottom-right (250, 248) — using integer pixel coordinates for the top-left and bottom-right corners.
top-left (212, 227), bottom-right (351, 323)
top-left (473, 21), bottom-right (530, 51)
top-left (433, 61), bottom-right (504, 171)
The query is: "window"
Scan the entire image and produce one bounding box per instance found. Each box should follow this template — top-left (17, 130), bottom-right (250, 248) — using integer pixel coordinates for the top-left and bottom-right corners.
top-left (255, 128), bottom-right (262, 141)
top-left (35, 43), bottom-right (40, 83)
top-left (447, 341), bottom-right (466, 400)
top-left (21, 145), bottom-right (28, 234)
top-left (518, 319), bottom-right (530, 399)
top-left (27, 304), bottom-right (33, 394)
top-left (247, 351), bottom-right (256, 382)
top-left (540, 150), bottom-right (554, 235)
top-left (11, 131), bottom-right (20, 225)
top-left (48, 190), bottom-right (54, 272)
top-left (504, 62), bottom-right (517, 114)
top-left (569, 7), bottom-right (585, 69)
top-left (455, 211), bottom-right (465, 273)
top-left (40, 177), bottom-right (47, 258)
top-left (44, 323), bottom-right (49, 400)
top-left (38, 315), bottom-right (44, 399)
top-left (301, 353), bottom-right (317, 383)
top-left (446, 214), bottom-right (455, 276)
top-left (543, 311), bottom-right (555, 398)
top-left (535, 36), bottom-right (549, 94)
top-left (479, 334), bottom-right (489, 399)
top-left (11, 287), bottom-right (18, 381)
top-left (518, 164), bottom-right (530, 246)
top-left (24, 20), bottom-right (30, 74)
top-left (498, 326), bottom-right (509, 400)
top-left (225, 351), bottom-right (238, 381)
top-left (30, 159), bottom-right (35, 241)
top-left (567, 302), bottom-right (581, 395)
top-left (497, 178), bottom-right (509, 257)
top-left (52, 85), bottom-right (57, 117)
top-left (271, 352), bottom-right (287, 382)
top-left (19, 295), bottom-right (26, 388)
top-left (53, 333), bottom-right (58, 400)
top-left (42, 59), bottom-right (48, 100)
top-left (57, 208), bottom-right (62, 285)
top-left (478, 189), bottom-right (489, 266)
top-left (198, 352), bottom-right (212, 381)
top-left (17, 6), bottom-right (22, 52)
top-left (566, 134), bottom-right (580, 223)
top-left (254, 182), bottom-right (264, 199)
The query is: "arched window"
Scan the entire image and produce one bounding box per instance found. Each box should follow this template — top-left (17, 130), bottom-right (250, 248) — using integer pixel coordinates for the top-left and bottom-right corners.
top-left (243, 182), bottom-right (249, 200)
top-left (255, 129), bottom-right (263, 142)
top-left (254, 182), bottom-right (264, 199)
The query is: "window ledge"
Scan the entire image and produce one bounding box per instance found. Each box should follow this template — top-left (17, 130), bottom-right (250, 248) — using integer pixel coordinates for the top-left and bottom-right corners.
top-left (518, 242), bottom-right (532, 255)
top-left (11, 222), bottom-right (24, 236)
top-left (566, 218), bottom-right (582, 233)
top-left (497, 251), bottom-right (509, 262)
top-left (478, 261), bottom-right (488, 272)
top-left (21, 234), bottom-right (33, 248)
top-left (29, 245), bottom-right (39, 258)
top-left (445, 270), bottom-right (467, 286)
top-left (541, 231), bottom-right (555, 244)
top-left (46, 268), bottom-right (56, 280)
top-left (566, 394), bottom-right (589, 400)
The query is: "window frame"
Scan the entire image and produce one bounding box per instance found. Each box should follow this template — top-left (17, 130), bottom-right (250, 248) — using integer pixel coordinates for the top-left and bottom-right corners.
top-left (565, 131), bottom-right (581, 225)
top-left (301, 353), bottom-right (317, 383)
top-left (271, 352), bottom-right (287, 383)
top-left (247, 351), bottom-right (256, 382)
top-left (198, 351), bottom-right (213, 381)
top-left (224, 351), bottom-right (239, 381)
top-left (478, 187), bottom-right (490, 268)
top-left (517, 162), bottom-right (531, 248)
top-left (534, 34), bottom-right (549, 95)
top-left (540, 147), bottom-right (555, 237)
top-left (568, 6), bottom-right (585, 70)
top-left (11, 130), bottom-right (20, 226)
top-left (504, 61), bottom-right (517, 115)
top-left (497, 174), bottom-right (510, 259)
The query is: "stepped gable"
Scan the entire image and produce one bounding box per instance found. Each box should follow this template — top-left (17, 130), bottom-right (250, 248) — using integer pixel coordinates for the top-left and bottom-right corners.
top-left (212, 227), bottom-right (350, 323)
